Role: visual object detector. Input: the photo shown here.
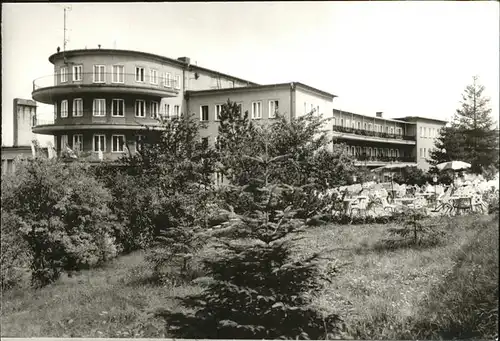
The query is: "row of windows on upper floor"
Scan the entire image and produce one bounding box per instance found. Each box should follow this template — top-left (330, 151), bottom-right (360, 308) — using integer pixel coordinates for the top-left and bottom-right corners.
top-left (199, 100), bottom-right (279, 121)
top-left (53, 98), bottom-right (280, 121)
top-left (333, 117), bottom-right (404, 135)
top-left (419, 147), bottom-right (435, 159)
top-left (58, 64), bottom-right (181, 89)
top-left (54, 98), bottom-right (180, 119)
top-left (419, 126), bottom-right (440, 139)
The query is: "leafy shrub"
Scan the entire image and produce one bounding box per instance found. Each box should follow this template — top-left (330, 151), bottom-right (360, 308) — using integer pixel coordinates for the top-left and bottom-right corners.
top-left (1, 158), bottom-right (118, 287)
top-left (1, 209), bottom-right (30, 290)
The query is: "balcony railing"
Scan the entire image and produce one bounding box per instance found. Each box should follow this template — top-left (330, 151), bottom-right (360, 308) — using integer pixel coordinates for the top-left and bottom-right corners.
top-left (353, 155), bottom-right (415, 163)
top-left (32, 110), bottom-right (179, 127)
top-left (32, 72), bottom-right (180, 92)
top-left (34, 118), bottom-right (55, 126)
top-left (332, 125), bottom-right (415, 141)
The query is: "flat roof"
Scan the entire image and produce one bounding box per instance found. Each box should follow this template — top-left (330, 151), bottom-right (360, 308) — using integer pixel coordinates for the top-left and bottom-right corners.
top-left (333, 109), bottom-right (416, 124)
top-left (187, 82), bottom-right (337, 99)
top-left (49, 49), bottom-right (259, 87)
top-left (393, 116), bottom-right (448, 124)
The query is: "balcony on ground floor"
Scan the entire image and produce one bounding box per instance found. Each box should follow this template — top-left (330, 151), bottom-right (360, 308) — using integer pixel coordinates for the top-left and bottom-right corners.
top-left (332, 125), bottom-right (416, 145)
top-left (32, 72), bottom-right (179, 103)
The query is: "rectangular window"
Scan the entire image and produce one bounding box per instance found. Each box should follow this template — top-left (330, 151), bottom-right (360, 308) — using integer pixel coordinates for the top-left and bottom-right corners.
top-left (420, 127), bottom-right (423, 137)
top-left (368, 123), bottom-right (372, 131)
top-left (60, 67), bottom-right (68, 83)
top-left (150, 101), bottom-right (159, 118)
top-left (93, 65), bottom-right (105, 83)
top-left (164, 103), bottom-right (170, 118)
top-left (200, 105), bottom-right (209, 121)
top-left (111, 99), bottom-right (125, 117)
top-left (341, 119), bottom-right (344, 127)
top-left (215, 104), bottom-right (223, 121)
top-left (72, 98), bottom-right (83, 117)
top-left (346, 119), bottom-right (351, 128)
top-left (135, 135), bottom-right (144, 152)
top-left (396, 149), bottom-right (400, 157)
top-left (164, 72), bottom-right (171, 87)
top-left (112, 135), bottom-right (125, 152)
top-left (352, 121), bottom-right (355, 129)
top-left (419, 148), bottom-right (423, 158)
top-left (112, 65), bottom-right (124, 83)
top-left (389, 127), bottom-right (394, 134)
top-left (251, 101), bottom-right (262, 119)
top-left (73, 65), bottom-right (82, 81)
top-left (304, 102), bottom-right (307, 114)
top-left (424, 148), bottom-right (427, 158)
top-left (174, 105), bottom-right (180, 117)
top-left (73, 134), bottom-right (83, 152)
top-left (93, 134), bottom-right (106, 152)
top-left (175, 75), bottom-right (181, 89)
top-left (424, 127), bottom-right (427, 138)
top-left (150, 69), bottom-right (158, 84)
top-left (135, 67), bottom-right (145, 82)
top-left (61, 134), bottom-right (68, 149)
top-left (269, 100), bottom-right (279, 118)
top-left (54, 102), bottom-right (58, 119)
top-left (357, 122), bottom-right (361, 129)
top-left (135, 100), bottom-right (145, 117)
top-left (364, 123), bottom-right (367, 130)
top-left (93, 99), bottom-right (106, 116)
top-left (60, 100), bottom-right (68, 118)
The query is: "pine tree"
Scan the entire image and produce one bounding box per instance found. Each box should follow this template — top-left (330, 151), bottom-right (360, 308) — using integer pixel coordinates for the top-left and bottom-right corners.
top-left (157, 126), bottom-right (342, 339)
top-left (429, 76), bottom-right (498, 172)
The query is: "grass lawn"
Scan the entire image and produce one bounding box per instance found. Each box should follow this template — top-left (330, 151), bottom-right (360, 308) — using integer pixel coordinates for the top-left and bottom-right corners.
top-left (1, 214), bottom-right (498, 339)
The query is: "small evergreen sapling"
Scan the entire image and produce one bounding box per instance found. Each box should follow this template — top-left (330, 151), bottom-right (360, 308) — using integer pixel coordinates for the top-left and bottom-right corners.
top-left (157, 129), bottom-right (342, 339)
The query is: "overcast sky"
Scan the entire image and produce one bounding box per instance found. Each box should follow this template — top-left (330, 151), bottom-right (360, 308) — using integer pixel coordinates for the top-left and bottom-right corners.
top-left (2, 2), bottom-right (499, 146)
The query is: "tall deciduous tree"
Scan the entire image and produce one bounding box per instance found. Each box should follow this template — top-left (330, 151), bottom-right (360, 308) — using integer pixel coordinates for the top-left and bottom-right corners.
top-left (430, 76), bottom-right (498, 173)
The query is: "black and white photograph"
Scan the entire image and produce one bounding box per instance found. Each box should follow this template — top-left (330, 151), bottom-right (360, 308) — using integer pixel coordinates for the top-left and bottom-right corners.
top-left (1, 1), bottom-right (499, 339)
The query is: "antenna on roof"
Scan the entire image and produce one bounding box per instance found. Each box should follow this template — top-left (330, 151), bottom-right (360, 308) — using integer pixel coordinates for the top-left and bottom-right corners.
top-left (63, 5), bottom-right (71, 63)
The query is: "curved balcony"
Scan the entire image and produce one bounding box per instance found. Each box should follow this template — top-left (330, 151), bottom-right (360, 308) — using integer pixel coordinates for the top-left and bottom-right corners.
top-left (32, 72), bottom-right (180, 103)
top-left (31, 112), bottom-right (171, 135)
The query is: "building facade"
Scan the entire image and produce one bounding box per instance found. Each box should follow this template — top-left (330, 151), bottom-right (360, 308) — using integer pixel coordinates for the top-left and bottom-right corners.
top-left (31, 48), bottom-right (447, 170)
top-left (31, 49), bottom-right (257, 160)
top-left (186, 82), bottom-right (336, 144)
top-left (331, 110), bottom-right (447, 170)
top-left (393, 116), bottom-right (448, 170)
top-left (2, 98), bottom-right (47, 174)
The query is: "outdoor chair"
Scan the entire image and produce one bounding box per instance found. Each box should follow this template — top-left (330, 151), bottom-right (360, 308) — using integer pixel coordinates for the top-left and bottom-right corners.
top-left (432, 187), bottom-right (454, 215)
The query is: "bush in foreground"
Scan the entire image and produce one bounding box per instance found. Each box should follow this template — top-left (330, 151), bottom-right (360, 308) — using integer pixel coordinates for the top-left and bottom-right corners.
top-left (1, 158), bottom-right (118, 287)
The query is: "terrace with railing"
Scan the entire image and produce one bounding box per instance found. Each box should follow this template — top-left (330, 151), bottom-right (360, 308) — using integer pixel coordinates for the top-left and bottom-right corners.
top-left (332, 125), bottom-right (416, 141)
top-left (32, 72), bottom-right (180, 103)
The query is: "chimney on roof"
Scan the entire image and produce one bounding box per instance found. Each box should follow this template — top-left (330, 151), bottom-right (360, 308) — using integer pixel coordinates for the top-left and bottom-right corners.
top-left (177, 57), bottom-right (191, 65)
top-left (376, 112), bottom-right (383, 118)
